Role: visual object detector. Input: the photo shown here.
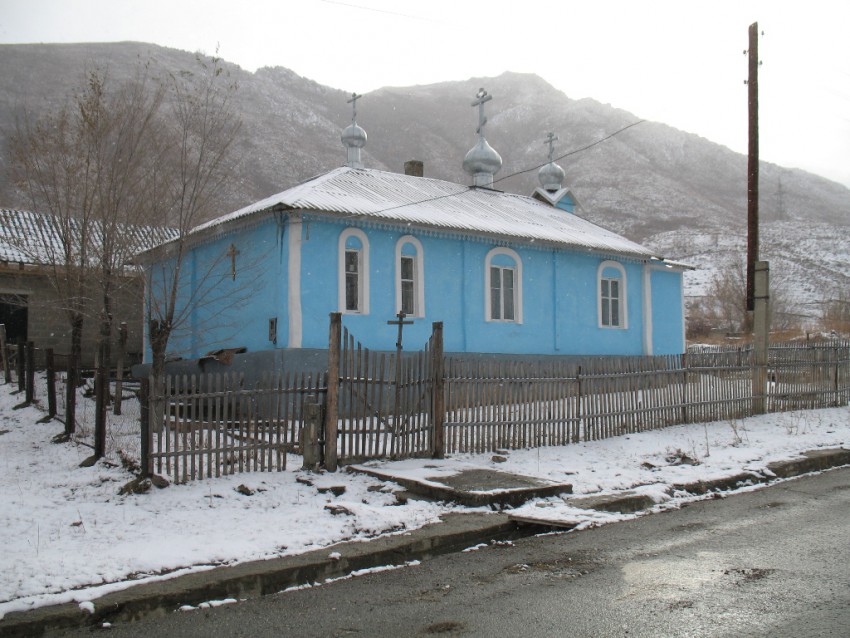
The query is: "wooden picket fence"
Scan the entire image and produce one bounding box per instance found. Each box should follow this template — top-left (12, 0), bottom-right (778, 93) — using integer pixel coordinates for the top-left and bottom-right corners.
top-left (334, 326), bottom-right (436, 463)
top-left (767, 341), bottom-right (850, 410)
top-left (149, 371), bottom-right (326, 483)
top-left (145, 337), bottom-right (849, 479)
top-left (442, 342), bottom-right (850, 454)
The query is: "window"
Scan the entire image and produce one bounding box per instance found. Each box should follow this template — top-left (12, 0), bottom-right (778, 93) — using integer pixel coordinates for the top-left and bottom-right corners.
top-left (400, 256), bottom-right (415, 314)
top-left (490, 265), bottom-right (515, 320)
top-left (485, 247), bottom-right (522, 323)
top-left (338, 228), bottom-right (369, 314)
top-left (597, 261), bottom-right (627, 329)
top-left (345, 249), bottom-right (360, 311)
top-left (395, 236), bottom-right (424, 317)
top-left (600, 278), bottom-right (620, 326)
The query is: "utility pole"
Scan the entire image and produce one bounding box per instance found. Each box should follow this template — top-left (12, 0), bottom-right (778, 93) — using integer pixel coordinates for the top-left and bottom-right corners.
top-left (746, 21), bottom-right (760, 315)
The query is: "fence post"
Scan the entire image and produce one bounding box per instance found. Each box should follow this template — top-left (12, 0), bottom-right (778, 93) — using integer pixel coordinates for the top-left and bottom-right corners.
top-left (834, 346), bottom-right (841, 407)
top-left (301, 398), bottom-right (322, 471)
top-left (65, 354), bottom-right (77, 435)
top-left (576, 365), bottom-right (583, 443)
top-left (681, 352), bottom-right (689, 424)
top-left (46, 348), bottom-right (56, 419)
top-left (324, 312), bottom-right (341, 471)
top-left (139, 377), bottom-right (151, 478)
top-left (114, 322), bottom-right (127, 415)
top-left (16, 337), bottom-right (25, 393)
top-left (94, 341), bottom-right (107, 459)
top-left (431, 322), bottom-right (445, 459)
top-left (752, 261), bottom-right (770, 414)
top-left (25, 341), bottom-right (35, 404)
top-left (0, 324), bottom-right (10, 384)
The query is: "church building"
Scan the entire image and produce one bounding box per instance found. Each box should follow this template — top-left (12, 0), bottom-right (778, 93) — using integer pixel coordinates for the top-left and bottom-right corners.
top-left (137, 89), bottom-right (688, 361)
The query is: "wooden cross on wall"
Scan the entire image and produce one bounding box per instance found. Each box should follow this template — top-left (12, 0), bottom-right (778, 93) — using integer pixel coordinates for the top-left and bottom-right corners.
top-left (226, 243), bottom-right (240, 281)
top-left (387, 311), bottom-right (413, 352)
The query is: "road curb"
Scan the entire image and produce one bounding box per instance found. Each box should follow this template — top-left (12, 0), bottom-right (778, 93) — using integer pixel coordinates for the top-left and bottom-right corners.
top-left (0, 512), bottom-right (522, 637)
top-left (672, 448), bottom-right (850, 496)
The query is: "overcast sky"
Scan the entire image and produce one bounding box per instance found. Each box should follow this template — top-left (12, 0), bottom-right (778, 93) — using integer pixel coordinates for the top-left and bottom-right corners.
top-left (2, 0), bottom-right (849, 187)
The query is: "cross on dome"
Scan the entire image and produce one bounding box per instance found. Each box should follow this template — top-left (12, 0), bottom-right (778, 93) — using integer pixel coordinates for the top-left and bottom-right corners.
top-left (544, 132), bottom-right (559, 162)
top-left (471, 88), bottom-right (492, 136)
top-left (347, 92), bottom-right (362, 123)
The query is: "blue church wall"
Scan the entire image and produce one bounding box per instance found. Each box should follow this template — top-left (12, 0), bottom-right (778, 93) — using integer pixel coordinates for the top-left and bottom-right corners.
top-left (650, 268), bottom-right (685, 355)
top-left (146, 217), bottom-right (284, 361)
top-left (295, 217), bottom-right (655, 356)
top-left (146, 214), bottom-right (685, 361)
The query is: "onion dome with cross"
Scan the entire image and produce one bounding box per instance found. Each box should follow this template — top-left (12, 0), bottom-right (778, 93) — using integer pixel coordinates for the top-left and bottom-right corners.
top-left (341, 92), bottom-right (367, 168)
top-left (539, 132), bottom-right (566, 192)
top-left (462, 88), bottom-right (502, 188)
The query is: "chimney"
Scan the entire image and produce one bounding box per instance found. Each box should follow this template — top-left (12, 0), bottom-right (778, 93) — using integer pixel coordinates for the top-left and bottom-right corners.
top-left (404, 160), bottom-right (424, 177)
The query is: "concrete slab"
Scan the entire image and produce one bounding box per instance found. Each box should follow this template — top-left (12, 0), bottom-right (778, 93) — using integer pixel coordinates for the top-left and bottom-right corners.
top-left (351, 466), bottom-right (573, 508)
top-left (767, 448), bottom-right (850, 478)
top-left (565, 490), bottom-right (658, 514)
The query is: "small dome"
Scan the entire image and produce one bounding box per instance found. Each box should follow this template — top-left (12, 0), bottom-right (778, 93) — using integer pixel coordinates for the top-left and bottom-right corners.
top-left (539, 161), bottom-right (565, 191)
top-left (463, 137), bottom-right (503, 186)
top-left (341, 122), bottom-right (367, 149)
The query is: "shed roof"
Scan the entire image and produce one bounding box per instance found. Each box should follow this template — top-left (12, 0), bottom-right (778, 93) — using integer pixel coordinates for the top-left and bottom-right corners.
top-left (0, 208), bottom-right (177, 267)
top-left (188, 167), bottom-right (663, 261)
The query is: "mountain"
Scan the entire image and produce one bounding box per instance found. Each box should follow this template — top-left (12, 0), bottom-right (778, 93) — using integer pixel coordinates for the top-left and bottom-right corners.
top-left (1, 42), bottom-right (849, 322)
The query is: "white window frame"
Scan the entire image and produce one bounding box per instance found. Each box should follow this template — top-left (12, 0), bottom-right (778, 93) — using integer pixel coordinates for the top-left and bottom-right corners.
top-left (485, 247), bottom-right (523, 323)
top-left (338, 228), bottom-right (370, 314)
top-left (394, 235), bottom-right (425, 318)
top-left (597, 260), bottom-right (628, 329)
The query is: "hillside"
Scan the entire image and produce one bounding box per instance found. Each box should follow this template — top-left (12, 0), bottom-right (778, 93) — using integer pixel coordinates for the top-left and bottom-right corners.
top-left (1, 42), bottom-right (848, 322)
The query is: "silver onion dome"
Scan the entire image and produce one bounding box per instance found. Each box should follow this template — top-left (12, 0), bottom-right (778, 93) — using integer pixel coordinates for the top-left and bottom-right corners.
top-left (538, 160), bottom-right (565, 191)
top-left (463, 137), bottom-right (503, 187)
top-left (341, 122), bottom-right (367, 149)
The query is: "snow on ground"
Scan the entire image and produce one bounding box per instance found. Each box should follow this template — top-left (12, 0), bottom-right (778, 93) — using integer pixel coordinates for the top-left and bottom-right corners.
top-left (1, 378), bottom-right (848, 620)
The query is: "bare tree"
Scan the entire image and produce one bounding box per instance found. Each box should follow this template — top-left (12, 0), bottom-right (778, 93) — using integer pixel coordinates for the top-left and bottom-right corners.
top-left (9, 54), bottom-right (242, 464)
top-left (10, 78), bottom-right (99, 435)
top-left (689, 256), bottom-right (800, 341)
top-left (142, 56), bottom-right (242, 441)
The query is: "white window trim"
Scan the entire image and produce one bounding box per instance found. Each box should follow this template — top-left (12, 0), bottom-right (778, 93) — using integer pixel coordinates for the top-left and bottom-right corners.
top-left (597, 260), bottom-right (628, 329)
top-left (338, 228), bottom-right (370, 314)
top-left (394, 235), bottom-right (425, 318)
top-left (484, 247), bottom-right (523, 323)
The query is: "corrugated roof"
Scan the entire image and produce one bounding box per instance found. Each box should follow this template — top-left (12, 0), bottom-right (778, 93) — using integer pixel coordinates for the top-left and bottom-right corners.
top-left (0, 208), bottom-right (177, 266)
top-left (189, 167), bottom-right (657, 260)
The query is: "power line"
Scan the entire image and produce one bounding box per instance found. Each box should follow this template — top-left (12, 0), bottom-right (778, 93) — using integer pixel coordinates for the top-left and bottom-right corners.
top-left (492, 119), bottom-right (645, 185)
top-left (336, 120), bottom-right (645, 220)
top-left (318, 0), bottom-right (448, 25)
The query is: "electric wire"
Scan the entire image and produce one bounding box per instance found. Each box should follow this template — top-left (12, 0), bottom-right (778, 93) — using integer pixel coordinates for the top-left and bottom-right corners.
top-left (335, 118), bottom-right (645, 220)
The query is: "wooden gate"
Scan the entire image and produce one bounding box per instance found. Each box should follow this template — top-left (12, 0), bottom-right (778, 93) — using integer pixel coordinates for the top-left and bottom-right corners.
top-left (324, 314), bottom-right (444, 465)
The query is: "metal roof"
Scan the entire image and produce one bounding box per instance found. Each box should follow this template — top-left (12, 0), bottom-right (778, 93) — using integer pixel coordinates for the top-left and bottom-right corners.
top-left (0, 208), bottom-right (177, 266)
top-left (190, 167), bottom-right (662, 261)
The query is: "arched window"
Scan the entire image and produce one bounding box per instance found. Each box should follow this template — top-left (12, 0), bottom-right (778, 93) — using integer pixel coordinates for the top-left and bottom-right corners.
top-left (395, 236), bottom-right (425, 317)
top-left (338, 228), bottom-right (369, 314)
top-left (598, 260), bottom-right (627, 329)
top-left (485, 247), bottom-right (523, 323)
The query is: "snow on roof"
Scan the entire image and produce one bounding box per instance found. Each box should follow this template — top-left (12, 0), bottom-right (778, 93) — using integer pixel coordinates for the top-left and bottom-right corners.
top-left (187, 167), bottom-right (661, 261)
top-left (0, 208), bottom-right (177, 266)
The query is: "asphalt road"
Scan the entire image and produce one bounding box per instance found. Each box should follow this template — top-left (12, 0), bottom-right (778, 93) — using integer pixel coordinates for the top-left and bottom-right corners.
top-left (55, 467), bottom-right (850, 637)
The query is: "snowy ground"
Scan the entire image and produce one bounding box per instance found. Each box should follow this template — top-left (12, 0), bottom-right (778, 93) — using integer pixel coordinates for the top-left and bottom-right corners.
top-left (1, 377), bottom-right (848, 620)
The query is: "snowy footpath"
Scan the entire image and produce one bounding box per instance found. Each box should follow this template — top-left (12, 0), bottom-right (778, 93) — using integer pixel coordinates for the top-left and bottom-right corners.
top-left (1, 379), bottom-right (848, 620)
